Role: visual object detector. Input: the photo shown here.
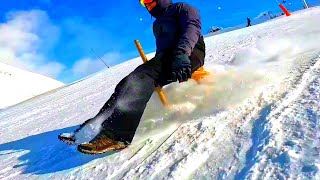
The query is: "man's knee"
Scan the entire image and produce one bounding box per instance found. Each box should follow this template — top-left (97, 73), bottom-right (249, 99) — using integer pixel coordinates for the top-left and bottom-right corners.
top-left (132, 59), bottom-right (161, 80)
top-left (190, 49), bottom-right (205, 72)
top-left (133, 63), bottom-right (150, 74)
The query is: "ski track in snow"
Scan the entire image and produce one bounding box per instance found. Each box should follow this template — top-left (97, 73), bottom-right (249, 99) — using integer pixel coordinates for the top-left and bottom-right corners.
top-left (0, 7), bottom-right (320, 179)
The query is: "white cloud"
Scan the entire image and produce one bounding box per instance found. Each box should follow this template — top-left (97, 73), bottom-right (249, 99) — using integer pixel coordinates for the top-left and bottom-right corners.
top-left (0, 10), bottom-right (65, 79)
top-left (101, 51), bottom-right (122, 66)
top-left (72, 58), bottom-right (104, 78)
top-left (37, 61), bottom-right (66, 78)
top-left (72, 52), bottom-right (122, 78)
top-left (0, 9), bottom-right (129, 83)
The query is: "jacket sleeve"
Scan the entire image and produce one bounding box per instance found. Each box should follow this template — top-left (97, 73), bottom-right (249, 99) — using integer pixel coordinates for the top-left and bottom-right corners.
top-left (175, 4), bottom-right (201, 56)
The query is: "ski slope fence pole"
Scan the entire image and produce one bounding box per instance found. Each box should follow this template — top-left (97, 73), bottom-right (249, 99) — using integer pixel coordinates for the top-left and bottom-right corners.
top-left (134, 40), bottom-right (168, 106)
top-left (91, 48), bottom-right (110, 68)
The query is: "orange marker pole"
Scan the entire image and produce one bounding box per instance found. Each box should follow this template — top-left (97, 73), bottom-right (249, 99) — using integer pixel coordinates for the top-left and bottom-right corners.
top-left (279, 4), bottom-right (291, 16)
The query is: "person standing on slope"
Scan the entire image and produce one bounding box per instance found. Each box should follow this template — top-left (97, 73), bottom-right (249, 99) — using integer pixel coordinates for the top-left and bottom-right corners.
top-left (59, 0), bottom-right (206, 154)
top-left (246, 17), bottom-right (252, 27)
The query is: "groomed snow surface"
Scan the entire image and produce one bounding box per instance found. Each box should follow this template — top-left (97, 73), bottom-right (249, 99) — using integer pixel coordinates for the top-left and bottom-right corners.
top-left (1, 7), bottom-right (320, 179)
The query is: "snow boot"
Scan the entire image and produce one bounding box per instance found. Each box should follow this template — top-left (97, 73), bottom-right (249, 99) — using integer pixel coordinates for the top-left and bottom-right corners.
top-left (77, 129), bottom-right (127, 154)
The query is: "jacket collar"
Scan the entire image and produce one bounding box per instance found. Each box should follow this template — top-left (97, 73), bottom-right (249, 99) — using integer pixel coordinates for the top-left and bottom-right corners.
top-left (149, 0), bottom-right (172, 18)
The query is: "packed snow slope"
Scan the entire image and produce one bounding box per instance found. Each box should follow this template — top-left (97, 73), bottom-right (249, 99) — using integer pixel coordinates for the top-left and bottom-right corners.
top-left (0, 62), bottom-right (64, 109)
top-left (1, 7), bottom-right (320, 179)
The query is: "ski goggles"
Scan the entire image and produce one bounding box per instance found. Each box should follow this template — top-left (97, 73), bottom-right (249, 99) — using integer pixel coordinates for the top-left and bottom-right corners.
top-left (140, 0), bottom-right (156, 7)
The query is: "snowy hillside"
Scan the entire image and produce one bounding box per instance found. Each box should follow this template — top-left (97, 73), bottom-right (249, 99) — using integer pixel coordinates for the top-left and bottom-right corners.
top-left (0, 62), bottom-right (64, 109)
top-left (206, 10), bottom-right (278, 37)
top-left (0, 7), bottom-right (320, 179)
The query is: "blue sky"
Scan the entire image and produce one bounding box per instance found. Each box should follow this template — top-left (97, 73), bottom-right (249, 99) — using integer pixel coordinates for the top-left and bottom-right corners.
top-left (0, 0), bottom-right (317, 83)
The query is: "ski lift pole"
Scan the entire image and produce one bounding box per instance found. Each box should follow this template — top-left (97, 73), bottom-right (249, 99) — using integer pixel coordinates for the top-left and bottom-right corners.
top-left (302, 0), bottom-right (309, 9)
top-left (134, 40), bottom-right (168, 106)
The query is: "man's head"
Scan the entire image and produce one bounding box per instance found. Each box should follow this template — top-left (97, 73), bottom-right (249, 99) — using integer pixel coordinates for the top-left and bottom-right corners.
top-left (140, 0), bottom-right (157, 11)
top-left (140, 0), bottom-right (172, 18)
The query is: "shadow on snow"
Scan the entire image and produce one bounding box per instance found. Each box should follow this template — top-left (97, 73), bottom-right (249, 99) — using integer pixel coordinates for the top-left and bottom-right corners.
top-left (0, 126), bottom-right (118, 175)
top-left (235, 105), bottom-right (272, 179)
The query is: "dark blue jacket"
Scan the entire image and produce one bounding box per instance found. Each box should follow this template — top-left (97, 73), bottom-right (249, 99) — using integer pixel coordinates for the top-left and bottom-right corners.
top-left (149, 0), bottom-right (204, 57)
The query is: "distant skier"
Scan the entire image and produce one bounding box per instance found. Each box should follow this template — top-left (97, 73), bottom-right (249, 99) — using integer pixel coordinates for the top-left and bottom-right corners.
top-left (246, 17), bottom-right (252, 27)
top-left (59, 0), bottom-right (206, 154)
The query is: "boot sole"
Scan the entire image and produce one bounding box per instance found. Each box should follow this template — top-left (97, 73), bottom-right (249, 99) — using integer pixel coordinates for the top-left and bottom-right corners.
top-left (77, 145), bottom-right (127, 155)
top-left (58, 134), bottom-right (76, 145)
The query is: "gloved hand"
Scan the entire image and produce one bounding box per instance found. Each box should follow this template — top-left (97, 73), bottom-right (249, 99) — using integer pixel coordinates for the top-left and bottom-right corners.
top-left (171, 53), bottom-right (192, 83)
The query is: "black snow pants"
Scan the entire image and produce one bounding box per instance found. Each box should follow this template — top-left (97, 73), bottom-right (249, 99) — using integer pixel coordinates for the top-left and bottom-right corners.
top-left (93, 37), bottom-right (205, 144)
